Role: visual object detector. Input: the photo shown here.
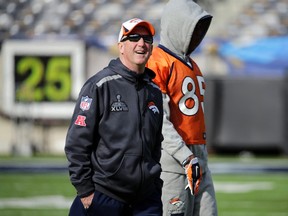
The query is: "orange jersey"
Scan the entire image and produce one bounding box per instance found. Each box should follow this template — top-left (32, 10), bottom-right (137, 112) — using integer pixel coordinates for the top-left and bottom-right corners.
top-left (147, 46), bottom-right (206, 145)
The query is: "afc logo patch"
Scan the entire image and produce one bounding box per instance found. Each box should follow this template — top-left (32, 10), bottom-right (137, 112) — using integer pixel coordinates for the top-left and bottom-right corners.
top-left (74, 115), bottom-right (87, 127)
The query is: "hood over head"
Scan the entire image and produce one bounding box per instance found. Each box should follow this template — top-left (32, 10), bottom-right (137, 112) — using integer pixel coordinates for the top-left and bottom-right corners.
top-left (160, 0), bottom-right (212, 58)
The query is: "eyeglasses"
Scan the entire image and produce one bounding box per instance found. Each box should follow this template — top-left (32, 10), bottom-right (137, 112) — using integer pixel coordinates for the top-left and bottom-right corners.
top-left (121, 34), bottom-right (153, 44)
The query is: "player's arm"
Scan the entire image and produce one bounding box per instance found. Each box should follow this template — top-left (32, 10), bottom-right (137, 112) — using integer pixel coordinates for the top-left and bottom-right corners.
top-left (162, 96), bottom-right (202, 195)
top-left (161, 93), bottom-right (193, 165)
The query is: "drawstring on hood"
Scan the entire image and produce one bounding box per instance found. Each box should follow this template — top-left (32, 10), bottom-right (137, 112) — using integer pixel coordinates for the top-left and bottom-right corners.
top-left (160, 0), bottom-right (212, 59)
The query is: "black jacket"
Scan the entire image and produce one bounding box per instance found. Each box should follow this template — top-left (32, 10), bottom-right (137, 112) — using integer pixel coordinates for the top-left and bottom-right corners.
top-left (65, 58), bottom-right (163, 204)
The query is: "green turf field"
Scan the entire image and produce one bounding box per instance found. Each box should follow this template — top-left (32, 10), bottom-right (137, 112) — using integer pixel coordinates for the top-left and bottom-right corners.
top-left (214, 174), bottom-right (288, 216)
top-left (1, 173), bottom-right (287, 216)
top-left (0, 156), bottom-right (288, 216)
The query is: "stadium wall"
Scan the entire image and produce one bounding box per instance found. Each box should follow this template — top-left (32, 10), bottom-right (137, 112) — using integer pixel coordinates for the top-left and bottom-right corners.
top-left (1, 47), bottom-right (288, 156)
top-left (205, 76), bottom-right (288, 155)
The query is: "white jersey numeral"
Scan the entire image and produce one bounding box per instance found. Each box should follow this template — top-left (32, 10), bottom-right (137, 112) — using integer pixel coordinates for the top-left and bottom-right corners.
top-left (195, 165), bottom-right (199, 177)
top-left (179, 76), bottom-right (205, 116)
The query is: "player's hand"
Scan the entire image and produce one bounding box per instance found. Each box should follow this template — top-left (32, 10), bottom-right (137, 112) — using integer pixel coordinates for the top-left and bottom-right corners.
top-left (184, 157), bottom-right (202, 195)
top-left (81, 193), bottom-right (94, 209)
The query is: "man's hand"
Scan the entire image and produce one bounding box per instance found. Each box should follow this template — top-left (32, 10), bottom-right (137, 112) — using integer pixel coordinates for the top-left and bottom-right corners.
top-left (81, 193), bottom-right (94, 209)
top-left (184, 157), bottom-right (202, 195)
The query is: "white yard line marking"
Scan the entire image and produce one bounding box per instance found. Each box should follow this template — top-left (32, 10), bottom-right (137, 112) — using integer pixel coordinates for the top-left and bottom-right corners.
top-left (214, 182), bottom-right (274, 193)
top-left (0, 182), bottom-right (275, 208)
top-left (0, 195), bottom-right (73, 209)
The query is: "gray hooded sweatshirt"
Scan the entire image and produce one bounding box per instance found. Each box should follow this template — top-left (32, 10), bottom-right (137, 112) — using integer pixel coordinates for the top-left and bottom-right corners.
top-left (155, 0), bottom-right (212, 174)
top-left (160, 0), bottom-right (212, 58)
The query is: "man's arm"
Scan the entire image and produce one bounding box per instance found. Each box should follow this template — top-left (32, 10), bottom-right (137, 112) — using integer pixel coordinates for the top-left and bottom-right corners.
top-left (161, 93), bottom-right (193, 165)
top-left (64, 81), bottom-right (97, 198)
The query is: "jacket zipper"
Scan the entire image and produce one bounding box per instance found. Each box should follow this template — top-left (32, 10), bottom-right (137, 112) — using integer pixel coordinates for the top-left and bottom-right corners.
top-left (136, 82), bottom-right (145, 197)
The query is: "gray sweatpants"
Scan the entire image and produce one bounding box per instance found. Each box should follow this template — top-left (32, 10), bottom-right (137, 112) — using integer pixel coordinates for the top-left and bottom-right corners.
top-left (161, 169), bottom-right (218, 216)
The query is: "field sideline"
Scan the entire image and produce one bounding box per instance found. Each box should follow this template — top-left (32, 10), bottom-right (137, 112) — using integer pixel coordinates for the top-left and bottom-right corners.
top-left (0, 155), bottom-right (288, 216)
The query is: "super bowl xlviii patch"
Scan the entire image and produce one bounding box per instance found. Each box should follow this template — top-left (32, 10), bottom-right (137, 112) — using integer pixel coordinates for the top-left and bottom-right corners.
top-left (110, 94), bottom-right (128, 112)
top-left (80, 96), bottom-right (92, 111)
top-left (148, 101), bottom-right (160, 114)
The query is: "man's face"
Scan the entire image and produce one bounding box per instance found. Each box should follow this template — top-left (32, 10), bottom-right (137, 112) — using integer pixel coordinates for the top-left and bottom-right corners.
top-left (119, 26), bottom-right (153, 73)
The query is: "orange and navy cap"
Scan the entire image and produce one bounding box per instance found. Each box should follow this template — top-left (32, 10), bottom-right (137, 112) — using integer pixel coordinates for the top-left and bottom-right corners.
top-left (118, 18), bottom-right (155, 42)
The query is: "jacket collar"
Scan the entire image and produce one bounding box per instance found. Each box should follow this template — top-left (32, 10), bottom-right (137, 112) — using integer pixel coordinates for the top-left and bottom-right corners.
top-left (109, 58), bottom-right (155, 84)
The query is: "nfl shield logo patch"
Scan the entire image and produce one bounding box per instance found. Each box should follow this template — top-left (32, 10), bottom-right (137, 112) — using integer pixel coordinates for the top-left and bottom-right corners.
top-left (80, 96), bottom-right (92, 111)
